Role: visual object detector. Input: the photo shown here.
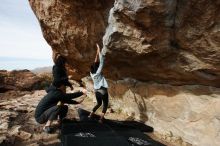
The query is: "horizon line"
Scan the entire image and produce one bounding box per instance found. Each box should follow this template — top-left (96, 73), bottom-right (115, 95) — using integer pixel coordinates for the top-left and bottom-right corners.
top-left (0, 56), bottom-right (52, 61)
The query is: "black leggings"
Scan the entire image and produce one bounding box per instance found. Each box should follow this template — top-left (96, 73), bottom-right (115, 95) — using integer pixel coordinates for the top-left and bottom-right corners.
top-left (92, 88), bottom-right (109, 113)
top-left (36, 105), bottom-right (68, 124)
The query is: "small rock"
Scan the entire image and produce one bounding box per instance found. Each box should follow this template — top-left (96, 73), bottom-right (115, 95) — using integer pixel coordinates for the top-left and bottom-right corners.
top-left (109, 108), bottom-right (114, 113)
top-left (8, 126), bottom-right (21, 136)
top-left (17, 130), bottom-right (32, 140)
top-left (26, 142), bottom-right (40, 146)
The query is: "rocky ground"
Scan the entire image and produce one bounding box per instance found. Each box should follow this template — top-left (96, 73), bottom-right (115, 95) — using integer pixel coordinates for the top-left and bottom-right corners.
top-left (0, 89), bottom-right (183, 146)
top-left (0, 70), bottom-right (52, 93)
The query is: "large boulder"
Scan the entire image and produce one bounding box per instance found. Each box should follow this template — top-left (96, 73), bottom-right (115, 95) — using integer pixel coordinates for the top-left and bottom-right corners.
top-left (29, 0), bottom-right (114, 80)
top-left (103, 0), bottom-right (220, 86)
top-left (29, 0), bottom-right (220, 86)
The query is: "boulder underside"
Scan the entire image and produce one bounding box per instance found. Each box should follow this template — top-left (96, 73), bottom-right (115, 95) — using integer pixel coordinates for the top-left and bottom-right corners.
top-left (29, 0), bottom-right (220, 86)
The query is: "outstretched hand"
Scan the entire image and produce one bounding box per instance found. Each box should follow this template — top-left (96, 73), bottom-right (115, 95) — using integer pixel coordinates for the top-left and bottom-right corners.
top-left (80, 88), bottom-right (87, 94)
top-left (94, 43), bottom-right (100, 62)
top-left (96, 43), bottom-right (101, 53)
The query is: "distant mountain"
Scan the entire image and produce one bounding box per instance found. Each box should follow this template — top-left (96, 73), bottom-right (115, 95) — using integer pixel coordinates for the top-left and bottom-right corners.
top-left (31, 66), bottom-right (52, 74)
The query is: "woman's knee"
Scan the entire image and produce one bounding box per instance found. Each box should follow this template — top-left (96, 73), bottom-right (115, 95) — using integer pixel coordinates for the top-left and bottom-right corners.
top-left (60, 105), bottom-right (68, 113)
top-left (62, 105), bottom-right (68, 110)
top-left (36, 117), bottom-right (46, 124)
top-left (59, 105), bottom-right (68, 119)
top-left (102, 104), bottom-right (108, 113)
top-left (96, 102), bottom-right (102, 107)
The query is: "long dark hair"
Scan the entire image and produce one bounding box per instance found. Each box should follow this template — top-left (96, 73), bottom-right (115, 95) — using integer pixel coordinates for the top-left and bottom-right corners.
top-left (55, 55), bottom-right (66, 67)
top-left (90, 62), bottom-right (99, 74)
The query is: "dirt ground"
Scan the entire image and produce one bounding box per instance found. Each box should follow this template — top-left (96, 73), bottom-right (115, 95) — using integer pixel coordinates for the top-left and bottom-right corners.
top-left (0, 90), bottom-right (179, 146)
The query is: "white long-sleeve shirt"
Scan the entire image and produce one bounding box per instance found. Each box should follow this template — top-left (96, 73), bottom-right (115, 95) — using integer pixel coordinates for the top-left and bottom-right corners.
top-left (90, 52), bottom-right (108, 90)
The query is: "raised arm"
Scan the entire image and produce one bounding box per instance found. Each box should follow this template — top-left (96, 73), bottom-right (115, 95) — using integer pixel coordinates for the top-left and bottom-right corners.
top-left (94, 44), bottom-right (100, 62)
top-left (96, 44), bottom-right (105, 74)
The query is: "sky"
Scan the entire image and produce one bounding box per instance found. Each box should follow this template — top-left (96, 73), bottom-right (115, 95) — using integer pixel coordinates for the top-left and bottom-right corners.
top-left (0, 0), bottom-right (53, 70)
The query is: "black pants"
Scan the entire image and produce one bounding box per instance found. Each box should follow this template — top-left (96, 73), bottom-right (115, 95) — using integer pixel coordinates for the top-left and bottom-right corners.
top-left (36, 105), bottom-right (68, 124)
top-left (92, 87), bottom-right (109, 113)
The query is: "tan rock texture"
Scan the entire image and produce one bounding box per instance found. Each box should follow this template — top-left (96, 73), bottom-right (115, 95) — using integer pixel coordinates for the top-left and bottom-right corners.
top-left (103, 0), bottom-right (220, 86)
top-left (29, 0), bottom-right (114, 80)
top-left (0, 90), bottom-right (61, 146)
top-left (83, 77), bottom-right (220, 146)
top-left (29, 0), bottom-right (220, 86)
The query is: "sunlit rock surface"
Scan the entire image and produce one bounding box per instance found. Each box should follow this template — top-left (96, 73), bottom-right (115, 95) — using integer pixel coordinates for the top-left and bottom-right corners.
top-left (83, 77), bottom-right (220, 146)
top-left (29, 0), bottom-right (220, 86)
top-left (29, 0), bottom-right (114, 80)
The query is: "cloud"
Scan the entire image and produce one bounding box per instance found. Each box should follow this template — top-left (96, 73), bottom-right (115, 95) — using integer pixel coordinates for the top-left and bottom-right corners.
top-left (0, 0), bottom-right (53, 69)
top-left (0, 23), bottom-right (51, 59)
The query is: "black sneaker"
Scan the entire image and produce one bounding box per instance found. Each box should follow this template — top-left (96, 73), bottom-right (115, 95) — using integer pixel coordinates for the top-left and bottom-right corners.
top-left (43, 126), bottom-right (53, 134)
top-left (88, 113), bottom-right (94, 119)
top-left (98, 118), bottom-right (105, 124)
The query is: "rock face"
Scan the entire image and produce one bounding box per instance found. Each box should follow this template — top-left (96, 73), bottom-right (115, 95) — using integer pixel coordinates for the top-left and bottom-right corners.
top-left (0, 70), bottom-right (42, 92)
top-left (103, 0), bottom-right (220, 86)
top-left (29, 0), bottom-right (114, 80)
top-left (29, 0), bottom-right (220, 145)
top-left (83, 77), bottom-right (220, 146)
top-left (29, 0), bottom-right (220, 86)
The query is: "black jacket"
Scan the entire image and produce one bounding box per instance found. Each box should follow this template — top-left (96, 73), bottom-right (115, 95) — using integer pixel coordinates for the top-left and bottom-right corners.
top-left (35, 86), bottom-right (83, 119)
top-left (52, 65), bottom-right (72, 88)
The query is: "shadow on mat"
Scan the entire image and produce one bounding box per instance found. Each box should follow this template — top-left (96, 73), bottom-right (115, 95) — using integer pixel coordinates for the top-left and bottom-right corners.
top-left (60, 108), bottom-right (165, 146)
top-left (76, 108), bottom-right (154, 132)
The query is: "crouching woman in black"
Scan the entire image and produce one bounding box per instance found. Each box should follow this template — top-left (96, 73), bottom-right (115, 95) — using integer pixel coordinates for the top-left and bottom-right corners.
top-left (35, 85), bottom-right (87, 133)
top-left (88, 44), bottom-right (109, 123)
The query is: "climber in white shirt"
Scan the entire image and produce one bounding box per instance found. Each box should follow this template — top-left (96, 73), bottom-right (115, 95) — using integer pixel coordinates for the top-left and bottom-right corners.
top-left (88, 43), bottom-right (109, 123)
